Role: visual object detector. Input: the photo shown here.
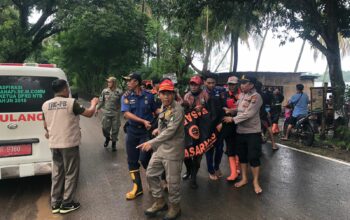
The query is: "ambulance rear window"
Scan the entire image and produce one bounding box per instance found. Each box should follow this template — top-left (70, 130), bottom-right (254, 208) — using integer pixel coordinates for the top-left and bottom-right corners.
top-left (0, 76), bottom-right (58, 113)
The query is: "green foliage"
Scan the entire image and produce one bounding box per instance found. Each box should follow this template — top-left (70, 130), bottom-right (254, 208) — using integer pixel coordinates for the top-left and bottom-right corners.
top-left (57, 0), bottom-right (145, 95)
top-left (0, 0), bottom-right (82, 62)
top-left (269, 0), bottom-right (350, 40)
top-left (345, 85), bottom-right (350, 103)
top-left (3, 0), bottom-right (348, 101)
top-left (143, 17), bottom-right (183, 78)
top-left (0, 7), bottom-right (31, 62)
top-left (266, 0), bottom-right (350, 115)
top-left (316, 126), bottom-right (350, 151)
top-left (140, 1), bottom-right (202, 82)
top-left (334, 126), bottom-right (350, 150)
top-left (206, 0), bottom-right (266, 72)
top-left (25, 37), bottom-right (63, 65)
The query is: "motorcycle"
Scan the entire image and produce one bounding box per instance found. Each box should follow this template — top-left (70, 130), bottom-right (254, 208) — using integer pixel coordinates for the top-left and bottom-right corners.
top-left (283, 113), bottom-right (315, 146)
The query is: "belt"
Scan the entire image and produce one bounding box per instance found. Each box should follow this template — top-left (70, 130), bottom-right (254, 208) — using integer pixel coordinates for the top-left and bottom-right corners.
top-left (129, 124), bottom-right (145, 129)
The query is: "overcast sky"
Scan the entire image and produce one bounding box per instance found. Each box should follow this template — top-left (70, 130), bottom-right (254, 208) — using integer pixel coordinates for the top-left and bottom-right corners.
top-left (194, 31), bottom-right (350, 74)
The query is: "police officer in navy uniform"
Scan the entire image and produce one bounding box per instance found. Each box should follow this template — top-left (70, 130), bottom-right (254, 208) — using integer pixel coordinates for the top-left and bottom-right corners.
top-left (223, 75), bottom-right (263, 194)
top-left (121, 72), bottom-right (158, 200)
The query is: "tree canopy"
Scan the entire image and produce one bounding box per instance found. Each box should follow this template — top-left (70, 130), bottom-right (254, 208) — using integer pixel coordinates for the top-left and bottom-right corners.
top-left (267, 0), bottom-right (350, 116)
top-left (57, 0), bottom-right (145, 94)
top-left (1, 0), bottom-right (350, 114)
top-left (0, 0), bottom-right (80, 62)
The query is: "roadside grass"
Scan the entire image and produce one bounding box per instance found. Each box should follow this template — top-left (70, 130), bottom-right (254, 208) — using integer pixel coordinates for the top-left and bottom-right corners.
top-left (276, 127), bottom-right (350, 163)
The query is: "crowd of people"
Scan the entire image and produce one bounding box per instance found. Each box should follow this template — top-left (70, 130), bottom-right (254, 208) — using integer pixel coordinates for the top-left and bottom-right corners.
top-left (41, 72), bottom-right (308, 219)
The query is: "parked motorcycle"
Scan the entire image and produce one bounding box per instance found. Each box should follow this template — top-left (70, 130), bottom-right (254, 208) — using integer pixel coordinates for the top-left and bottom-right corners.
top-left (283, 113), bottom-right (315, 146)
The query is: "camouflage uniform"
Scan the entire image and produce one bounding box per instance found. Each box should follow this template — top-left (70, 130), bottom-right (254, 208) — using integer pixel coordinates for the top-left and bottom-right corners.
top-left (97, 88), bottom-right (122, 144)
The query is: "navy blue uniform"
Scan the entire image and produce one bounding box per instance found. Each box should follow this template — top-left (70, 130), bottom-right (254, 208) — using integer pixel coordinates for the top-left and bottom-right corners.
top-left (204, 87), bottom-right (225, 175)
top-left (121, 90), bottom-right (157, 170)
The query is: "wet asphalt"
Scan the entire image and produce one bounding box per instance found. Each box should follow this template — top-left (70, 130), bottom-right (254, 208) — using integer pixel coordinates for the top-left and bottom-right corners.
top-left (0, 115), bottom-right (350, 220)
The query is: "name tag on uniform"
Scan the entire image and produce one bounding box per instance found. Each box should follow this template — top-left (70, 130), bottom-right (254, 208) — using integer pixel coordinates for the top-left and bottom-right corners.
top-left (130, 99), bottom-right (136, 104)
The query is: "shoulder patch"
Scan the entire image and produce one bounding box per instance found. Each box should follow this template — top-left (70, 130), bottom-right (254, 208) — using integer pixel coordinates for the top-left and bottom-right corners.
top-left (124, 98), bottom-right (129, 104)
top-left (123, 91), bottom-right (131, 97)
top-left (251, 95), bottom-right (257, 103)
top-left (143, 89), bottom-right (151, 95)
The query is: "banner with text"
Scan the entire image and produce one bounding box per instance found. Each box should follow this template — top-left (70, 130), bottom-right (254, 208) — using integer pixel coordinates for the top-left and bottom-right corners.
top-left (184, 106), bottom-right (221, 158)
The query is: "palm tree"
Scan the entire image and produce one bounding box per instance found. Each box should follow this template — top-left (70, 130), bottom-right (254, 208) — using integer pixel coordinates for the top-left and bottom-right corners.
top-left (311, 35), bottom-right (350, 79)
top-left (294, 39), bottom-right (306, 72)
top-left (255, 28), bottom-right (269, 72)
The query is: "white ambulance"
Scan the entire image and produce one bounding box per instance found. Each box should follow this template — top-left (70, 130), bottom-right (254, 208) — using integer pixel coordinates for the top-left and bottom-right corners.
top-left (0, 63), bottom-right (68, 179)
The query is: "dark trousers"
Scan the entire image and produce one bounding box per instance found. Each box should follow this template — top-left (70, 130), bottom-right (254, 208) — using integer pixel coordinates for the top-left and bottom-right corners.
top-left (225, 135), bottom-right (237, 157)
top-left (271, 107), bottom-right (281, 124)
top-left (51, 146), bottom-right (80, 206)
top-left (125, 126), bottom-right (152, 170)
top-left (236, 133), bottom-right (262, 167)
top-left (184, 155), bottom-right (202, 181)
top-left (222, 123), bottom-right (237, 157)
top-left (205, 138), bottom-right (224, 174)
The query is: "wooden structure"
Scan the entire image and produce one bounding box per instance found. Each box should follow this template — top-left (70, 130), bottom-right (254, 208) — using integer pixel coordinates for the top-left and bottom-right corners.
top-left (214, 71), bottom-right (318, 106)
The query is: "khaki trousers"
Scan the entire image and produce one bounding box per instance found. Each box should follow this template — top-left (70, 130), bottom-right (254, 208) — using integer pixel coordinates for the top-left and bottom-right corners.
top-left (146, 153), bottom-right (183, 204)
top-left (51, 146), bottom-right (80, 206)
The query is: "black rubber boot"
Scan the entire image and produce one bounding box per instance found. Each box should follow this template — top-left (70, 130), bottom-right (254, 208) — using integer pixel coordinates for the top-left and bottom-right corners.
top-left (111, 141), bottom-right (116, 152)
top-left (190, 166), bottom-right (198, 189)
top-left (104, 137), bottom-right (110, 147)
top-left (182, 159), bottom-right (191, 180)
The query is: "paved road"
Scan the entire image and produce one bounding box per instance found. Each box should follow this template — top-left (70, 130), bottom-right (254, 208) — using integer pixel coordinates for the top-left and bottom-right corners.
top-left (1, 115), bottom-right (350, 220)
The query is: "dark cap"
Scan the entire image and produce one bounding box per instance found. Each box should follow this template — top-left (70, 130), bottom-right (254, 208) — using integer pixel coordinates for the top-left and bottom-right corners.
top-left (52, 79), bottom-right (68, 93)
top-left (151, 77), bottom-right (160, 84)
top-left (122, 73), bottom-right (142, 84)
top-left (239, 75), bottom-right (257, 85)
top-left (296, 84), bottom-right (304, 91)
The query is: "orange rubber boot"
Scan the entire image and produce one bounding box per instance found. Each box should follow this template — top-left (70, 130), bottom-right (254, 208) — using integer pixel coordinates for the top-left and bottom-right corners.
top-left (226, 157), bottom-right (238, 181)
top-left (272, 123), bottom-right (280, 134)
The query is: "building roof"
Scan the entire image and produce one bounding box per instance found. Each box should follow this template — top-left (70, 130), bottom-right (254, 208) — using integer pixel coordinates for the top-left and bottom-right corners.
top-left (213, 71), bottom-right (318, 85)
